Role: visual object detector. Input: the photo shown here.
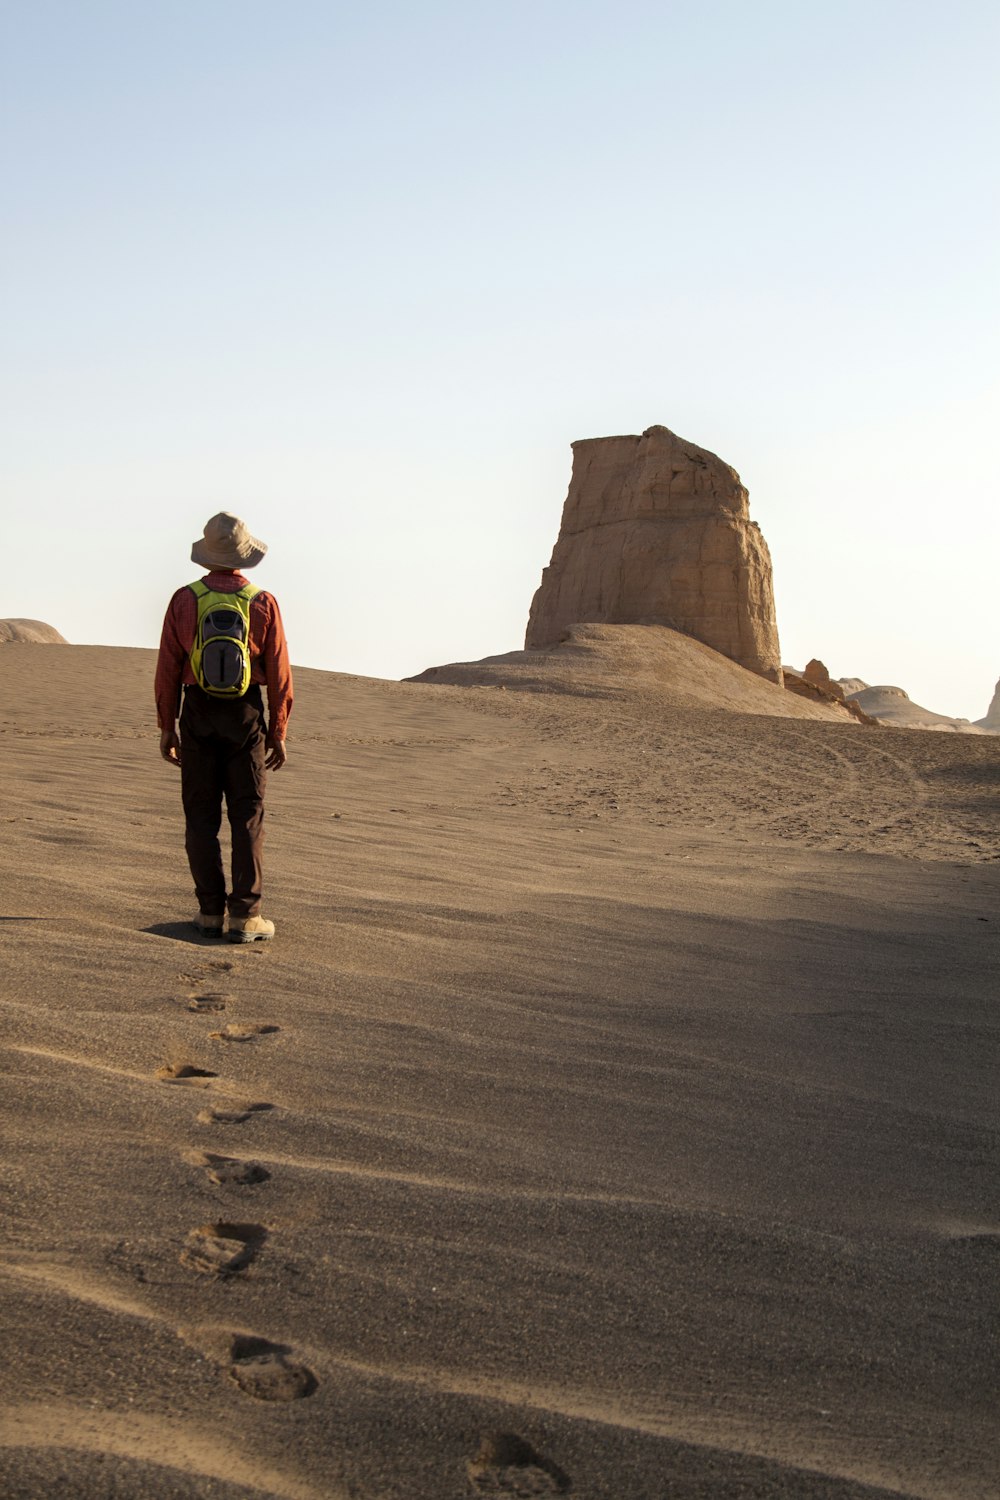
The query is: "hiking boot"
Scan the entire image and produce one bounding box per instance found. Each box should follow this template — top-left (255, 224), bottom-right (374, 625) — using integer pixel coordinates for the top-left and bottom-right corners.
top-left (193, 912), bottom-right (226, 937)
top-left (228, 915), bottom-right (275, 944)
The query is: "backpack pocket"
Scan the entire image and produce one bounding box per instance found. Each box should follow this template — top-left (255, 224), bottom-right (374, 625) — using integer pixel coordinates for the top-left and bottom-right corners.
top-left (197, 604), bottom-right (251, 694)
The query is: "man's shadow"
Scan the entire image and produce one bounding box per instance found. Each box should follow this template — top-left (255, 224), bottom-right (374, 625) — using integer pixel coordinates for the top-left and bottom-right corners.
top-left (143, 922), bottom-right (228, 946)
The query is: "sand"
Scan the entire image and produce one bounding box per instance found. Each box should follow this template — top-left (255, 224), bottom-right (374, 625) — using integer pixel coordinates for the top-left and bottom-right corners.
top-left (1, 642), bottom-right (997, 1500)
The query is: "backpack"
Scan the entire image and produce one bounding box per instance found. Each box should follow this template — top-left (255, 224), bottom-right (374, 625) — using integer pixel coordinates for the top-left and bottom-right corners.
top-left (187, 580), bottom-right (260, 697)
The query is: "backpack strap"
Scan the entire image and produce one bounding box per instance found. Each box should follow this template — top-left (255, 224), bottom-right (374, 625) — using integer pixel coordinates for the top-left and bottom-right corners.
top-left (187, 579), bottom-right (259, 601)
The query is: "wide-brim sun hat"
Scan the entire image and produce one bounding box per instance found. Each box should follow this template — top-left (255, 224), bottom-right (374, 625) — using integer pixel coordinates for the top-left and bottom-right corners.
top-left (191, 512), bottom-right (268, 570)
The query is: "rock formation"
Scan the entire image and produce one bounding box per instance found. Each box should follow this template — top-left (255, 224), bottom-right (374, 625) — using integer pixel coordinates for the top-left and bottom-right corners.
top-left (847, 685), bottom-right (987, 734)
top-left (802, 658), bottom-right (844, 699)
top-left (783, 658), bottom-right (874, 724)
top-left (975, 679), bottom-right (1000, 731)
top-left (525, 425), bottom-right (782, 683)
top-left (0, 619), bottom-right (67, 644)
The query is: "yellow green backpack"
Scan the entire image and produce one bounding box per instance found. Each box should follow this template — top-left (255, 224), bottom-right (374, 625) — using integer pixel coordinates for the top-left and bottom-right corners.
top-left (188, 580), bottom-right (260, 697)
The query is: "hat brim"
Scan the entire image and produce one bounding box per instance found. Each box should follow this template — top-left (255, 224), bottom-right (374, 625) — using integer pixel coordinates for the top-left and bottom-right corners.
top-left (191, 537), bottom-right (267, 570)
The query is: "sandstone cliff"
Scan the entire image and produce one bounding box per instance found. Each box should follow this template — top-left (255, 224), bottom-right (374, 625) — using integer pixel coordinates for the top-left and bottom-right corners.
top-left (525, 425), bottom-right (782, 683)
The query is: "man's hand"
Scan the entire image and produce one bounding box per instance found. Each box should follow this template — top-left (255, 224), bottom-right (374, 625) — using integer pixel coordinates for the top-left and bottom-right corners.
top-left (265, 735), bottom-right (287, 771)
top-left (160, 729), bottom-right (181, 767)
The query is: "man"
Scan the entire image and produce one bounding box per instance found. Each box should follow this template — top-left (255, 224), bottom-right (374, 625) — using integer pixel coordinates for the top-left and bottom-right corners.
top-left (155, 512), bottom-right (293, 942)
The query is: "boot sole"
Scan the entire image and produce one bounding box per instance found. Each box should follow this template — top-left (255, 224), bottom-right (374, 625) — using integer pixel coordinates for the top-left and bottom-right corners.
top-left (227, 931), bottom-right (275, 944)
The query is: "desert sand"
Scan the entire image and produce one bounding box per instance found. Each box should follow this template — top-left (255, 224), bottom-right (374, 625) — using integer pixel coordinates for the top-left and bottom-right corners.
top-left (1, 640), bottom-right (998, 1500)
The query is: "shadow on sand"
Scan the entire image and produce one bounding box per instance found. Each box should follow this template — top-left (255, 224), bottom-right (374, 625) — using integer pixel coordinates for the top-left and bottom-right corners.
top-left (143, 921), bottom-right (227, 946)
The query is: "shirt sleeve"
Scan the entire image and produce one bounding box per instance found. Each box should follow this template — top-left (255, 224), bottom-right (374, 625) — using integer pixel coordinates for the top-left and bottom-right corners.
top-left (262, 594), bottom-right (293, 739)
top-left (154, 590), bottom-right (189, 731)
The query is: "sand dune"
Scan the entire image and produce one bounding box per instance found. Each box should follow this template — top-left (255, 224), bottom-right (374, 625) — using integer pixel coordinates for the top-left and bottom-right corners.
top-left (410, 622), bottom-right (855, 721)
top-left (1, 644), bottom-right (998, 1499)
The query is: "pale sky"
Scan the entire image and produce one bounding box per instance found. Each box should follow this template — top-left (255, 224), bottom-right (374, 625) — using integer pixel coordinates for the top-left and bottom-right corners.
top-left (2, 1), bottom-right (997, 720)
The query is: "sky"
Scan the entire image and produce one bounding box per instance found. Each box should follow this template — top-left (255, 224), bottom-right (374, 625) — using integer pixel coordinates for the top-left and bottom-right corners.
top-left (2, 0), bottom-right (997, 720)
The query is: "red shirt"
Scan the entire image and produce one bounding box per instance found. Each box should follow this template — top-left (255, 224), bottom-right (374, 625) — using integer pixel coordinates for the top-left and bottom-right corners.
top-left (155, 571), bottom-right (293, 738)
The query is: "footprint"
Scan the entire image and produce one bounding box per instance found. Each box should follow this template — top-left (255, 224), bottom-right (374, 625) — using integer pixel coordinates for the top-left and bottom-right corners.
top-left (178, 959), bottom-right (234, 986)
top-left (157, 1061), bottom-right (218, 1086)
top-left (194, 1152), bottom-right (270, 1186)
top-left (187, 992), bottom-right (232, 1014)
top-left (180, 1222), bottom-right (266, 1276)
top-left (227, 1334), bottom-right (317, 1401)
top-left (209, 1022), bottom-right (280, 1042)
top-left (197, 1100), bottom-right (274, 1125)
top-left (467, 1434), bottom-right (570, 1496)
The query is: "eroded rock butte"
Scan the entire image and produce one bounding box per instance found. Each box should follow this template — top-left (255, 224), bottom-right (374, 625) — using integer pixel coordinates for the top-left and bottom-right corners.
top-left (526, 425), bottom-right (782, 683)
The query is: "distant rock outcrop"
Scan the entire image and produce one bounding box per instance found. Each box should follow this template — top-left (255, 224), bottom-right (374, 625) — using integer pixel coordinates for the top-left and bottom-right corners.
top-left (975, 679), bottom-right (1000, 731)
top-left (783, 658), bottom-right (874, 724)
top-left (803, 658), bottom-right (845, 699)
top-left (525, 425), bottom-right (783, 683)
top-left (847, 685), bottom-right (988, 734)
top-left (0, 619), bottom-right (67, 644)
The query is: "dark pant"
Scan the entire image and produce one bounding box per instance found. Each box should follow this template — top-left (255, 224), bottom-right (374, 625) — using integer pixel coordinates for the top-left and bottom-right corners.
top-left (179, 686), bottom-right (266, 918)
